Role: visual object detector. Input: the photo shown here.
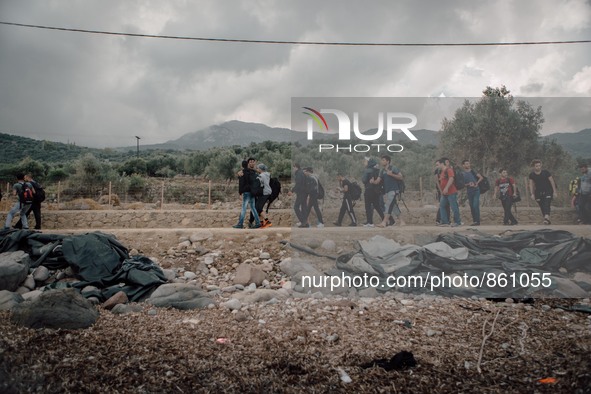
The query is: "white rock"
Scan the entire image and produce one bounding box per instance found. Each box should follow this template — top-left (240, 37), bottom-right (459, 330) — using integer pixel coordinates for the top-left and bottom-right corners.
top-left (184, 271), bottom-right (197, 280)
top-left (221, 299), bottom-right (242, 311)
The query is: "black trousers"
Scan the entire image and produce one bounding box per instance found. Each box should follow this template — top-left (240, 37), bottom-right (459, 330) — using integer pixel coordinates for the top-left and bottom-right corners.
top-left (337, 196), bottom-right (357, 225)
top-left (250, 195), bottom-right (270, 224)
top-left (501, 198), bottom-right (517, 224)
top-left (535, 192), bottom-right (552, 216)
top-left (436, 191), bottom-right (450, 224)
top-left (580, 194), bottom-right (591, 224)
top-left (15, 201), bottom-right (42, 229)
top-left (364, 191), bottom-right (384, 224)
top-left (294, 193), bottom-right (307, 223)
top-left (304, 194), bottom-right (323, 224)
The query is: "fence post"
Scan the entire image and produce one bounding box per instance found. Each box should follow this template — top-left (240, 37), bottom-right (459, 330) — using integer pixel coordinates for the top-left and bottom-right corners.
top-left (523, 177), bottom-right (529, 207)
top-left (108, 181), bottom-right (112, 208)
top-left (419, 176), bottom-right (423, 205)
top-left (208, 180), bottom-right (212, 209)
top-left (161, 181), bottom-right (164, 210)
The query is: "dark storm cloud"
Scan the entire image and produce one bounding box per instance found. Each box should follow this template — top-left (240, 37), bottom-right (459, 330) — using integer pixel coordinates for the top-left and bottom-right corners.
top-left (0, 0), bottom-right (589, 147)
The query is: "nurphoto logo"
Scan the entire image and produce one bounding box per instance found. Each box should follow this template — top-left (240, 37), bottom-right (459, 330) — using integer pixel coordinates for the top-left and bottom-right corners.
top-left (302, 107), bottom-right (419, 153)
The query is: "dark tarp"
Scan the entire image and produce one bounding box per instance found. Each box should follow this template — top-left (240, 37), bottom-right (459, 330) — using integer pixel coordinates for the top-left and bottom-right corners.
top-left (335, 229), bottom-right (591, 298)
top-left (0, 229), bottom-right (166, 302)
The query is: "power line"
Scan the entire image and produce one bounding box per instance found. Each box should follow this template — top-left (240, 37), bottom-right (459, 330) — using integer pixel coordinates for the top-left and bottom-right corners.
top-left (1, 21), bottom-right (590, 47)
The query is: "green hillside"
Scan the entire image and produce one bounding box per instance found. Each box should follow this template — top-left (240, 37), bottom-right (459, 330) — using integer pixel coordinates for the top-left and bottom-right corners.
top-left (0, 133), bottom-right (136, 164)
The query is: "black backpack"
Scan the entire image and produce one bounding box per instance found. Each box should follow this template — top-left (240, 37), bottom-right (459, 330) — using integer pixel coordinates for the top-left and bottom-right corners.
top-left (348, 181), bottom-right (362, 200)
top-left (317, 180), bottom-right (325, 199)
top-left (470, 170), bottom-right (490, 194)
top-left (452, 166), bottom-right (465, 190)
top-left (18, 182), bottom-right (34, 205)
top-left (30, 180), bottom-right (46, 202)
top-left (269, 177), bottom-right (281, 199)
top-left (251, 179), bottom-right (264, 197)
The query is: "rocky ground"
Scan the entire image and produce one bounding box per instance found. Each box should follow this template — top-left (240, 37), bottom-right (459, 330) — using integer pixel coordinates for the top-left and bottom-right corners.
top-left (1, 227), bottom-right (591, 393)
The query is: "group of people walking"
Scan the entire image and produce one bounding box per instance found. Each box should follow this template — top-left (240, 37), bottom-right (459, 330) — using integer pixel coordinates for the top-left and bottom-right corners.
top-left (291, 154), bottom-right (406, 228)
top-left (232, 157), bottom-right (276, 229)
top-left (2, 173), bottom-right (44, 230)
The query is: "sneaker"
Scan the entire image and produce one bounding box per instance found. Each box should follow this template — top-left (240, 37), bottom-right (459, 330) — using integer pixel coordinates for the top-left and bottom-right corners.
top-left (436, 223), bottom-right (450, 227)
top-left (510, 221), bottom-right (518, 226)
top-left (451, 223), bottom-right (461, 227)
top-left (252, 223), bottom-right (262, 229)
top-left (470, 222), bottom-right (480, 226)
top-left (543, 219), bottom-right (551, 225)
top-left (316, 223), bottom-right (324, 228)
top-left (363, 223), bottom-right (375, 228)
top-left (295, 222), bottom-right (302, 227)
top-left (349, 223), bottom-right (357, 227)
top-left (332, 222), bottom-right (342, 227)
top-left (298, 223), bottom-right (310, 228)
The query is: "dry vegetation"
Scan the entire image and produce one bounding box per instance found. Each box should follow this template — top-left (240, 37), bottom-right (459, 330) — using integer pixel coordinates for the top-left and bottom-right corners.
top-left (1, 297), bottom-right (590, 393)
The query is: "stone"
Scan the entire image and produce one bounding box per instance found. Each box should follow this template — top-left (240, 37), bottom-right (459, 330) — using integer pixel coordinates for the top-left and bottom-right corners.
top-left (22, 290), bottom-right (43, 301)
top-left (32, 266), bottom-right (50, 282)
top-left (177, 240), bottom-right (192, 250)
top-left (278, 258), bottom-right (325, 279)
top-left (320, 240), bottom-right (337, 252)
top-left (162, 269), bottom-right (177, 282)
top-left (190, 230), bottom-right (213, 243)
top-left (147, 283), bottom-right (215, 310)
top-left (0, 290), bottom-right (24, 311)
top-left (259, 252), bottom-right (271, 259)
top-left (23, 275), bottom-right (36, 290)
top-left (233, 263), bottom-right (266, 286)
top-left (0, 251), bottom-right (30, 291)
top-left (184, 271), bottom-right (197, 280)
top-left (11, 288), bottom-right (99, 329)
top-left (209, 267), bottom-right (219, 276)
top-left (102, 291), bottom-right (129, 310)
top-left (221, 298), bottom-right (242, 311)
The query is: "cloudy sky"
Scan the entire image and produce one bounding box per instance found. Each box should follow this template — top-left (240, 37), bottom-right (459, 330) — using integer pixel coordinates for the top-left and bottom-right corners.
top-left (0, 0), bottom-right (590, 148)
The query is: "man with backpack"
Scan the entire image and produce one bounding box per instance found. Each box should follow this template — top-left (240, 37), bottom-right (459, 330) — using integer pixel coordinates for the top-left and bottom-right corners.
top-left (461, 160), bottom-right (484, 226)
top-left (528, 159), bottom-right (557, 225)
top-left (3, 173), bottom-right (34, 230)
top-left (436, 158), bottom-right (462, 227)
top-left (292, 163), bottom-right (307, 226)
top-left (376, 155), bottom-right (404, 227)
top-left (15, 173), bottom-right (45, 230)
top-left (333, 173), bottom-right (359, 227)
top-left (250, 163), bottom-right (272, 228)
top-left (361, 157), bottom-right (384, 227)
top-left (299, 167), bottom-right (324, 228)
top-left (494, 168), bottom-right (519, 225)
top-left (578, 163), bottom-right (591, 224)
top-left (232, 158), bottom-right (262, 229)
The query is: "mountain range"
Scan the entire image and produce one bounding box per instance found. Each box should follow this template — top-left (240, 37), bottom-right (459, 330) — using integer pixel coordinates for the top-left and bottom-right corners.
top-left (133, 121), bottom-right (589, 158)
top-left (1, 121), bottom-right (589, 165)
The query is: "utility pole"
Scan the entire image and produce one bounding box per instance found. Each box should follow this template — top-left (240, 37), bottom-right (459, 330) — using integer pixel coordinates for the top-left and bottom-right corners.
top-left (135, 136), bottom-right (141, 158)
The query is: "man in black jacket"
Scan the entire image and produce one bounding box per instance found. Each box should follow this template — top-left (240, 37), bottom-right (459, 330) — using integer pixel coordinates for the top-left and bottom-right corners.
top-left (361, 157), bottom-right (384, 227)
top-left (233, 158), bottom-right (262, 229)
top-left (292, 163), bottom-right (307, 226)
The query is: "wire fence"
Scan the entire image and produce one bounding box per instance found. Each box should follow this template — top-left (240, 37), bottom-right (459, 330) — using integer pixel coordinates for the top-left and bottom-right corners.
top-left (2, 176), bottom-right (576, 210)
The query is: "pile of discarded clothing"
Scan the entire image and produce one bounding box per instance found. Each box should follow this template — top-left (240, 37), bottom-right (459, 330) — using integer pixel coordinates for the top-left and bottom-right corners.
top-left (0, 229), bottom-right (166, 302)
top-left (335, 230), bottom-right (591, 298)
